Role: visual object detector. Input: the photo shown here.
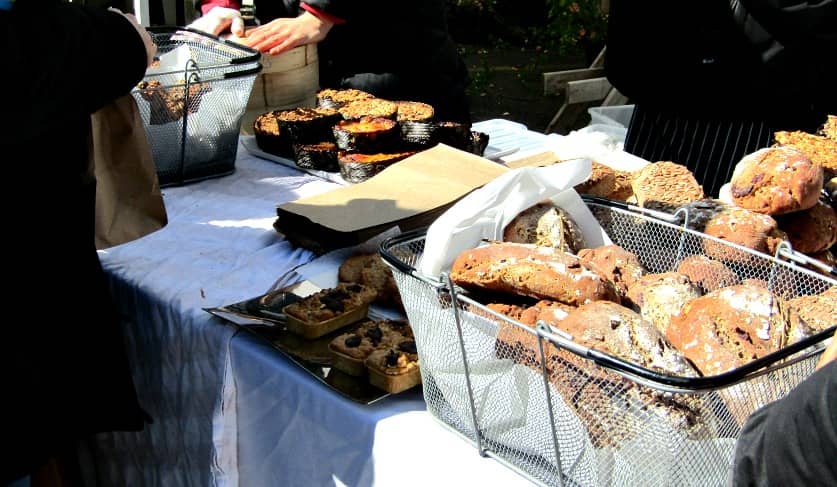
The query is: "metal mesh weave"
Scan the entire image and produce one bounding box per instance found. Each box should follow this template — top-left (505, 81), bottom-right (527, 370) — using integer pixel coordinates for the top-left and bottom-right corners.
top-left (131, 28), bottom-right (261, 186)
top-left (381, 200), bottom-right (836, 487)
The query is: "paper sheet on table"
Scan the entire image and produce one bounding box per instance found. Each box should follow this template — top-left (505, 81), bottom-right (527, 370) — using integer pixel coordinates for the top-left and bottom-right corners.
top-left (417, 159), bottom-right (613, 277)
top-left (543, 129), bottom-right (650, 174)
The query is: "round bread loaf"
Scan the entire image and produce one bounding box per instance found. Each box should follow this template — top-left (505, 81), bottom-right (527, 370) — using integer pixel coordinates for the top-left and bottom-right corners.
top-left (449, 242), bottom-right (619, 306)
top-left (820, 115), bottom-right (837, 140)
top-left (729, 146), bottom-right (823, 215)
top-left (502, 201), bottom-right (587, 254)
top-left (624, 272), bottom-right (702, 335)
top-left (631, 161), bottom-right (705, 212)
top-left (701, 206), bottom-right (788, 263)
top-left (577, 244), bottom-right (646, 298)
top-left (776, 200), bottom-right (837, 254)
top-left (676, 255), bottom-right (740, 293)
top-left (784, 285), bottom-right (837, 337)
top-left (666, 283), bottom-right (787, 377)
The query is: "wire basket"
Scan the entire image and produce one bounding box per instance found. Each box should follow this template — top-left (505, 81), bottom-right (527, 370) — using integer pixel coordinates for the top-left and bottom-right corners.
top-left (131, 27), bottom-right (262, 187)
top-left (379, 197), bottom-right (836, 487)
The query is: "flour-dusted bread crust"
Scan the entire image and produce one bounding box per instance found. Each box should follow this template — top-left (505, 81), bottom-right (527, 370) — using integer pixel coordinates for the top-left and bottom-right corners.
top-left (450, 242), bottom-right (619, 306)
top-left (502, 201), bottom-right (587, 253)
top-left (577, 244), bottom-right (646, 298)
top-left (730, 146), bottom-right (823, 215)
top-left (676, 255), bottom-right (740, 293)
top-left (624, 272), bottom-right (702, 335)
top-left (631, 161), bottom-right (705, 212)
top-left (701, 206), bottom-right (788, 263)
top-left (666, 283), bottom-right (787, 377)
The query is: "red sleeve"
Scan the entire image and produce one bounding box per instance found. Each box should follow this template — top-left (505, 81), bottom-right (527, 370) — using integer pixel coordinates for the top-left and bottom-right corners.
top-left (200, 0), bottom-right (241, 16)
top-left (301, 2), bottom-right (346, 24)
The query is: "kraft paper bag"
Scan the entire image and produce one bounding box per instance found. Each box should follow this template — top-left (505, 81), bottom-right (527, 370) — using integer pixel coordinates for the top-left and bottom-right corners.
top-left (91, 94), bottom-right (168, 249)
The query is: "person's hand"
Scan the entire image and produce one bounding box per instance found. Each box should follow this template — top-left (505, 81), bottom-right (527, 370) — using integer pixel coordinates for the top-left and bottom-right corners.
top-left (240, 11), bottom-right (333, 56)
top-left (187, 6), bottom-right (245, 37)
top-left (109, 8), bottom-right (157, 67)
top-left (816, 329), bottom-right (837, 370)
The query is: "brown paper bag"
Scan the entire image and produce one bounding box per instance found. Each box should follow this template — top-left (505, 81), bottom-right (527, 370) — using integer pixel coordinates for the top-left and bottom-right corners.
top-left (91, 94), bottom-right (168, 249)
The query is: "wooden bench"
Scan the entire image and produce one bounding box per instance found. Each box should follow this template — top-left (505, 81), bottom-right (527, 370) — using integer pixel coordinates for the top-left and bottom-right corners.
top-left (542, 46), bottom-right (629, 134)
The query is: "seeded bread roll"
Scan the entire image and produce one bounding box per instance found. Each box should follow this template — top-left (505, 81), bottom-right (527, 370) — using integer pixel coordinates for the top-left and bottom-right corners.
top-left (610, 170), bottom-right (635, 201)
top-left (631, 161), bottom-right (705, 212)
top-left (577, 244), bottom-right (646, 299)
top-left (776, 200), bottom-right (837, 254)
top-left (676, 254), bottom-right (740, 293)
top-left (502, 201), bottom-right (586, 253)
top-left (666, 283), bottom-right (787, 377)
top-left (574, 161), bottom-right (618, 198)
top-left (774, 129), bottom-right (837, 174)
top-left (729, 146), bottom-right (823, 215)
top-left (624, 272), bottom-right (702, 335)
top-left (450, 242), bottom-right (619, 306)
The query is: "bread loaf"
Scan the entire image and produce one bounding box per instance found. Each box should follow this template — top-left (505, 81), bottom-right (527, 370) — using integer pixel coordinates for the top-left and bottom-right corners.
top-left (676, 255), bottom-right (740, 293)
top-left (624, 272), bottom-right (702, 335)
top-left (577, 244), bottom-right (646, 298)
top-left (666, 283), bottom-right (787, 376)
top-left (631, 161), bottom-right (705, 212)
top-left (450, 242), bottom-right (619, 306)
top-left (776, 200), bottom-right (837, 254)
top-left (502, 202), bottom-right (586, 253)
top-left (730, 146), bottom-right (823, 215)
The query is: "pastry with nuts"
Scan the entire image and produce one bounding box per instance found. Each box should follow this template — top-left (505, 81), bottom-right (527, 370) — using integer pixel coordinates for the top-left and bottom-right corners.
top-left (283, 283), bottom-right (376, 339)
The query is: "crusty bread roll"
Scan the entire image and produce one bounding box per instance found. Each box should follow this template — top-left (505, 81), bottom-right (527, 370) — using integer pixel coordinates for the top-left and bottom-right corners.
top-left (450, 242), bottom-right (619, 306)
top-left (577, 244), bottom-right (646, 300)
top-left (729, 146), bottom-right (823, 215)
top-left (502, 201), bottom-right (586, 253)
top-left (631, 161), bottom-right (705, 212)
top-left (776, 200), bottom-right (837, 254)
top-left (624, 272), bottom-right (702, 335)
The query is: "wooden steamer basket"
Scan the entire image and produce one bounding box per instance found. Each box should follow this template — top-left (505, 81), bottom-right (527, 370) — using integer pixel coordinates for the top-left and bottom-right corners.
top-left (240, 44), bottom-right (320, 135)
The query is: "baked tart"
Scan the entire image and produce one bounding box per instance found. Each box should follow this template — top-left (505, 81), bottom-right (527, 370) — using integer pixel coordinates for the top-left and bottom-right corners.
top-left (293, 141), bottom-right (339, 172)
top-left (333, 116), bottom-right (400, 153)
top-left (338, 98), bottom-right (398, 121)
top-left (338, 151), bottom-right (416, 183)
top-left (253, 110), bottom-right (294, 159)
top-left (365, 341), bottom-right (421, 394)
top-left (316, 88), bottom-right (375, 109)
top-left (273, 107), bottom-right (342, 145)
top-left (283, 283), bottom-right (376, 339)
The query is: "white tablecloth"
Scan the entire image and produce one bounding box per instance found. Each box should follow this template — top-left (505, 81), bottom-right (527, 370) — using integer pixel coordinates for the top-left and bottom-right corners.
top-left (83, 121), bottom-right (550, 486)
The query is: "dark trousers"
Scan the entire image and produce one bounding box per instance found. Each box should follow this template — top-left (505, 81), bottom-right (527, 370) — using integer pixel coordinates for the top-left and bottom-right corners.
top-left (624, 104), bottom-right (775, 199)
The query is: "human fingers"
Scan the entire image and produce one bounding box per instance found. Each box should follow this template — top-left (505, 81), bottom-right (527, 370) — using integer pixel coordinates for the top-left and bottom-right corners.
top-left (230, 17), bottom-right (245, 38)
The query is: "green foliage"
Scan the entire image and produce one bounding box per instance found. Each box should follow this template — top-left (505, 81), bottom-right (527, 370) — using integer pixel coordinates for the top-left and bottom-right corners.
top-left (542, 0), bottom-right (608, 57)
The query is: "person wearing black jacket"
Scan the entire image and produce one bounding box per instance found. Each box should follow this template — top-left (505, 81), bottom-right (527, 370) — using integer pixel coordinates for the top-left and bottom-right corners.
top-left (604, 0), bottom-right (837, 198)
top-left (0, 2), bottom-right (155, 483)
top-left (192, 0), bottom-right (471, 123)
top-left (733, 332), bottom-right (837, 486)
